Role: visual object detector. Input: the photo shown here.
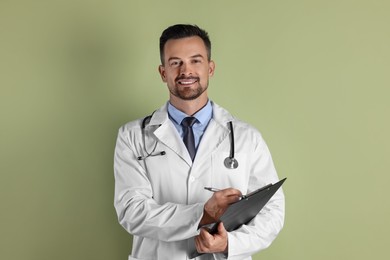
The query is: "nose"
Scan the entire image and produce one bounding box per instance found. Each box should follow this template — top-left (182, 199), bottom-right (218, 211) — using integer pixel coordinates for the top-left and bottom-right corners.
top-left (179, 62), bottom-right (192, 76)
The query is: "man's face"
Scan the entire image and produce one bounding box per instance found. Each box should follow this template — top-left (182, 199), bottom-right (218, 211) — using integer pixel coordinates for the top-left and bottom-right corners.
top-left (158, 36), bottom-right (215, 102)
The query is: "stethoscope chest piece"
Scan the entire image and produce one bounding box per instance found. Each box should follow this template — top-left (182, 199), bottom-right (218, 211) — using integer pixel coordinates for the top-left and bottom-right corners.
top-left (224, 121), bottom-right (239, 169)
top-left (224, 157), bottom-right (239, 169)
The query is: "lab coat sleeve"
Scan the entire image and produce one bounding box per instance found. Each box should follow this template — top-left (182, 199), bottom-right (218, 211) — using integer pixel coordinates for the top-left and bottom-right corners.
top-left (113, 125), bottom-right (204, 242)
top-left (217, 136), bottom-right (285, 260)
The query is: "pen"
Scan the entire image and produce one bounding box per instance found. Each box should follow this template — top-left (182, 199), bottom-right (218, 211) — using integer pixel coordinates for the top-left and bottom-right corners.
top-left (204, 187), bottom-right (221, 192)
top-left (204, 187), bottom-right (247, 200)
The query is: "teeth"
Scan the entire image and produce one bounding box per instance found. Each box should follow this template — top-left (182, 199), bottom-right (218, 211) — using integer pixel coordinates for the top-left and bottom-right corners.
top-left (179, 80), bottom-right (196, 85)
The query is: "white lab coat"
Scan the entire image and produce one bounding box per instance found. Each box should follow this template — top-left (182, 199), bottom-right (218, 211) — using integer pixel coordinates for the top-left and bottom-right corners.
top-left (114, 102), bottom-right (285, 260)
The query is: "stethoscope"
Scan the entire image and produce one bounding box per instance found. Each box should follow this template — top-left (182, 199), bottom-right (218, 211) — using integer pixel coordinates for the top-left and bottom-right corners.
top-left (223, 121), bottom-right (239, 169)
top-left (137, 115), bottom-right (239, 169)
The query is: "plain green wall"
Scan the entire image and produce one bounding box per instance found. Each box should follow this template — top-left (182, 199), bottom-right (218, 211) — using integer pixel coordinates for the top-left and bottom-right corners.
top-left (1, 0), bottom-right (389, 259)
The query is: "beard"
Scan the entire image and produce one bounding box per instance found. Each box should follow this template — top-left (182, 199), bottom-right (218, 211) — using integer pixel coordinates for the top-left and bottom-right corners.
top-left (169, 77), bottom-right (208, 100)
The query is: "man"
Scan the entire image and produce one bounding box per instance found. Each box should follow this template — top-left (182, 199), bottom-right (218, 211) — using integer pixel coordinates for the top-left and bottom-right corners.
top-left (114, 24), bottom-right (285, 260)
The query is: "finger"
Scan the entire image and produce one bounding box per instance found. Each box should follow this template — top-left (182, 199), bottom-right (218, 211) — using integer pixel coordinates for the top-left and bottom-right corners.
top-left (195, 236), bottom-right (203, 253)
top-left (223, 194), bottom-right (242, 205)
top-left (199, 227), bottom-right (212, 240)
top-left (212, 189), bottom-right (241, 204)
top-left (195, 229), bottom-right (211, 253)
top-left (195, 239), bottom-right (206, 253)
top-left (217, 222), bottom-right (227, 236)
top-left (225, 195), bottom-right (240, 204)
top-left (220, 188), bottom-right (242, 197)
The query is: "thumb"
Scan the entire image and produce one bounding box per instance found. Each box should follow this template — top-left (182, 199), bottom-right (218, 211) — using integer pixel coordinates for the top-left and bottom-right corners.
top-left (218, 222), bottom-right (227, 233)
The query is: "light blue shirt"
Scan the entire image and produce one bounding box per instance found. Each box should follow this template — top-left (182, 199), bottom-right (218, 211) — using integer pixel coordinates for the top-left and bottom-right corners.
top-left (168, 100), bottom-right (213, 150)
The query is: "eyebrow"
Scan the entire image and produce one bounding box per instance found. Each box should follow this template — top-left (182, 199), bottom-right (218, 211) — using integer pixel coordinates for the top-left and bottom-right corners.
top-left (167, 54), bottom-right (205, 62)
top-left (190, 54), bottom-right (205, 59)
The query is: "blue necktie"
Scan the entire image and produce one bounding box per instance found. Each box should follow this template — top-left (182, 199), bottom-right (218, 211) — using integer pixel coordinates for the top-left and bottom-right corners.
top-left (181, 117), bottom-right (197, 161)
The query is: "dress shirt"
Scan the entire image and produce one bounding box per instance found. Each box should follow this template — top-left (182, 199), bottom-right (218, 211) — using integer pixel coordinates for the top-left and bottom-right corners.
top-left (168, 100), bottom-right (213, 150)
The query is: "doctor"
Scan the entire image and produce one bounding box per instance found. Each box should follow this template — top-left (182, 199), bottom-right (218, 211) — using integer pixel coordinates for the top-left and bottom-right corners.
top-left (114, 24), bottom-right (285, 259)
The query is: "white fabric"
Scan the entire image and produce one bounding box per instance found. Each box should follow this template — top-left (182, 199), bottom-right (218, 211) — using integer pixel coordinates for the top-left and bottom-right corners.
top-left (114, 102), bottom-right (285, 260)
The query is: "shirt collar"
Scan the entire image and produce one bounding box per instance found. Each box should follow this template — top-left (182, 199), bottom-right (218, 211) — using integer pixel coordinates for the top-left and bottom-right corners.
top-left (168, 100), bottom-right (213, 127)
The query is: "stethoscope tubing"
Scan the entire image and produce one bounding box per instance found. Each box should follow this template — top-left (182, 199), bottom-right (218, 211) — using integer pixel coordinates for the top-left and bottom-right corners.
top-left (224, 121), bottom-right (239, 169)
top-left (138, 115), bottom-right (239, 169)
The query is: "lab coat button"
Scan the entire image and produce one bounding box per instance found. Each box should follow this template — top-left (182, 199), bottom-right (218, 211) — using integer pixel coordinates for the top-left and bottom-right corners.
top-left (189, 176), bottom-right (195, 182)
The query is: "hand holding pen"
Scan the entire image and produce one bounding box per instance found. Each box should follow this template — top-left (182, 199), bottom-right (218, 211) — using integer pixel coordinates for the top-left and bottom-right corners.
top-left (199, 187), bottom-right (242, 226)
top-left (205, 187), bottom-right (247, 200)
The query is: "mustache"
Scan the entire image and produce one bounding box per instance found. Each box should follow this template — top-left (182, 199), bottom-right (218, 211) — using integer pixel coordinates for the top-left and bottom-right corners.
top-left (175, 76), bottom-right (200, 81)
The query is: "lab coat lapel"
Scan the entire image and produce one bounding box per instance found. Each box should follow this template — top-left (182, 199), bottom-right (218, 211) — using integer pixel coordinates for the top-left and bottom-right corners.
top-left (154, 121), bottom-right (192, 165)
top-left (194, 119), bottom-right (229, 164)
top-left (149, 104), bottom-right (192, 165)
top-left (194, 102), bottom-right (233, 165)
top-left (148, 102), bottom-right (234, 166)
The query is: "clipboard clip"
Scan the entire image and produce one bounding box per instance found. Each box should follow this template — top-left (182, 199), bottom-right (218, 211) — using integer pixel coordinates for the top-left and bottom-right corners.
top-left (239, 183), bottom-right (273, 200)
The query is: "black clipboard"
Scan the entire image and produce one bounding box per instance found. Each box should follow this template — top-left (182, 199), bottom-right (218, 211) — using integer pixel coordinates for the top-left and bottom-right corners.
top-left (190, 178), bottom-right (286, 259)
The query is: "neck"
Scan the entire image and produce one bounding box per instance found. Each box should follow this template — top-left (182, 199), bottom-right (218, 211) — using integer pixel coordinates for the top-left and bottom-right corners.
top-left (169, 95), bottom-right (208, 116)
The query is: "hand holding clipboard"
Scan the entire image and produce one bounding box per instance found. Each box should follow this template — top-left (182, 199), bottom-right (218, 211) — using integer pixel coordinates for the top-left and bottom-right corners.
top-left (207, 178), bottom-right (286, 234)
top-left (190, 178), bottom-right (286, 258)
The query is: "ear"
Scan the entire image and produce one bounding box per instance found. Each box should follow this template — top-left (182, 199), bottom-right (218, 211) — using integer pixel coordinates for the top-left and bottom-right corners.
top-left (158, 65), bottom-right (167, 82)
top-left (208, 60), bottom-right (215, 77)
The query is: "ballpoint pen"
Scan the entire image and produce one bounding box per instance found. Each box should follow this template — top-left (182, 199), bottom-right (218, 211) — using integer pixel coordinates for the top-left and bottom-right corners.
top-left (204, 187), bottom-right (248, 200)
top-left (204, 187), bottom-right (221, 192)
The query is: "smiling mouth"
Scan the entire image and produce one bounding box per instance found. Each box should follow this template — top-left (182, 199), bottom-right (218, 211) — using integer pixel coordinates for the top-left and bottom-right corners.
top-left (177, 77), bottom-right (199, 85)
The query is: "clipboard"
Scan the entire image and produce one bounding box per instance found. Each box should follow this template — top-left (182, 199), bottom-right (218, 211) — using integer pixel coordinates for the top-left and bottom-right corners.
top-left (190, 178), bottom-right (286, 258)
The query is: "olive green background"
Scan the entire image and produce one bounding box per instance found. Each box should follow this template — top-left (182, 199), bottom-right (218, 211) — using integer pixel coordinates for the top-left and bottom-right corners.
top-left (1, 0), bottom-right (389, 259)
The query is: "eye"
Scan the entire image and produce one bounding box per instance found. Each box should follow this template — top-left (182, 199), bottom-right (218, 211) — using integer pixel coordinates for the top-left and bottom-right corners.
top-left (192, 59), bottom-right (202, 64)
top-left (169, 60), bottom-right (181, 68)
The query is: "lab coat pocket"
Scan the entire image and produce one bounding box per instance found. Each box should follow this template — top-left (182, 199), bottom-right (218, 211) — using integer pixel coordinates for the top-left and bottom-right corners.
top-left (211, 152), bottom-right (248, 191)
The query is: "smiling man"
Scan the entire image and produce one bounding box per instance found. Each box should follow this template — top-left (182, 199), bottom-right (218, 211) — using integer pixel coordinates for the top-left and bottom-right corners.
top-left (114, 24), bottom-right (285, 260)
top-left (158, 30), bottom-right (215, 115)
